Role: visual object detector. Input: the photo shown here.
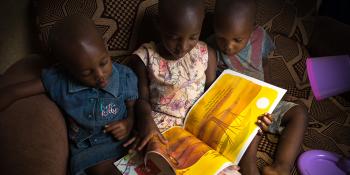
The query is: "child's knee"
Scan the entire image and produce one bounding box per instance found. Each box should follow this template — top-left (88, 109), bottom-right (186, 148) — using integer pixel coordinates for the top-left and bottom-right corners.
top-left (289, 105), bottom-right (308, 126)
top-left (281, 104), bottom-right (308, 127)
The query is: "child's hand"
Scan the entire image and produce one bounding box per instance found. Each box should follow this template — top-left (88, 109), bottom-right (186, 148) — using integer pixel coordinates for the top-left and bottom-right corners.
top-left (122, 130), bottom-right (140, 153)
top-left (257, 113), bottom-right (272, 134)
top-left (104, 118), bottom-right (132, 140)
top-left (124, 120), bottom-right (167, 152)
top-left (218, 165), bottom-right (241, 175)
top-left (137, 121), bottom-right (168, 151)
top-left (283, 94), bottom-right (298, 102)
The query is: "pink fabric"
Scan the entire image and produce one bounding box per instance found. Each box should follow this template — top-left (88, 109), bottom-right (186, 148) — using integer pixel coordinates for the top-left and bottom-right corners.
top-left (216, 26), bottom-right (273, 81)
top-left (134, 41), bottom-right (209, 132)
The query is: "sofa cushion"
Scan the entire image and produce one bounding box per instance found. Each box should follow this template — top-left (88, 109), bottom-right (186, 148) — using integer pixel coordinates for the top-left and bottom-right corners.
top-left (0, 54), bottom-right (68, 175)
top-left (0, 55), bottom-right (49, 87)
top-left (0, 95), bottom-right (68, 175)
top-left (268, 34), bottom-right (310, 89)
top-left (308, 16), bottom-right (350, 56)
top-left (257, 0), bottom-right (321, 46)
top-left (35, 0), bottom-right (158, 60)
top-left (35, 0), bottom-right (321, 60)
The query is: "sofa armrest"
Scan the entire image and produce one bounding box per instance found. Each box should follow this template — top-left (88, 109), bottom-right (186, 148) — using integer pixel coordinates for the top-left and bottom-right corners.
top-left (0, 95), bottom-right (69, 175)
top-left (307, 16), bottom-right (350, 56)
top-left (0, 54), bottom-right (50, 88)
top-left (0, 56), bottom-right (68, 175)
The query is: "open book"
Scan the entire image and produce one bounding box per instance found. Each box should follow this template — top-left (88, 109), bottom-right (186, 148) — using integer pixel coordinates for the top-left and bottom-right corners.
top-left (115, 69), bottom-right (286, 175)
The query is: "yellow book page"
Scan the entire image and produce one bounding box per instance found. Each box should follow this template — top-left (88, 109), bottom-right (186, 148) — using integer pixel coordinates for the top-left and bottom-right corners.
top-left (184, 70), bottom-right (286, 163)
top-left (162, 127), bottom-right (233, 175)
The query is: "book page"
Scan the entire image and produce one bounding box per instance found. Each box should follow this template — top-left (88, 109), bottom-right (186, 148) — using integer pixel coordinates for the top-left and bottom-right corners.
top-left (160, 127), bottom-right (234, 175)
top-left (184, 69), bottom-right (286, 164)
top-left (115, 126), bottom-right (235, 175)
top-left (114, 152), bottom-right (165, 175)
top-left (115, 69), bottom-right (285, 174)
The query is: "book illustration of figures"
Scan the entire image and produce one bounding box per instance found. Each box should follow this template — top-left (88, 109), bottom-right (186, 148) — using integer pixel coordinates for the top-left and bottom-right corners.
top-left (114, 151), bottom-right (172, 175)
top-left (115, 69), bottom-right (286, 175)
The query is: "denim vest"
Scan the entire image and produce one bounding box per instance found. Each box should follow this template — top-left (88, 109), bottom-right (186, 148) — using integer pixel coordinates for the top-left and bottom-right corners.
top-left (42, 63), bottom-right (138, 149)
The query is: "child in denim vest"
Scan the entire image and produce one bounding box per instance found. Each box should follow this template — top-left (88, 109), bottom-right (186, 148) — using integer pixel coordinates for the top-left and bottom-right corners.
top-left (0, 16), bottom-right (138, 175)
top-left (207, 0), bottom-right (308, 174)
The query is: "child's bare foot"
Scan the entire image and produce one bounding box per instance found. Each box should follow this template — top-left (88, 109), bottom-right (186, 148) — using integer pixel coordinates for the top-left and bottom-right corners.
top-left (262, 165), bottom-right (289, 175)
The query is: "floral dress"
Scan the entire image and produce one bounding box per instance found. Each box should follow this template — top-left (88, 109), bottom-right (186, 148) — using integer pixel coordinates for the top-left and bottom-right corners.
top-left (134, 41), bottom-right (209, 132)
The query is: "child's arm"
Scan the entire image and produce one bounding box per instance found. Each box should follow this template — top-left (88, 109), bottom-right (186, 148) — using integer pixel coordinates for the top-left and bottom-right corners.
top-left (0, 78), bottom-right (45, 111)
top-left (104, 100), bottom-right (135, 140)
top-left (125, 54), bottom-right (167, 151)
top-left (205, 46), bottom-right (218, 89)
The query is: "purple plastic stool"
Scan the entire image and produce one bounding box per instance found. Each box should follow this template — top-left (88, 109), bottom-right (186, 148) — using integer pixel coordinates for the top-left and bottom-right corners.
top-left (297, 150), bottom-right (350, 175)
top-left (306, 55), bottom-right (350, 100)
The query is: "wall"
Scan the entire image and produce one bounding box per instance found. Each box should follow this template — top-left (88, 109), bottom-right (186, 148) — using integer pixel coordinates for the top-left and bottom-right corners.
top-left (0, 0), bottom-right (39, 74)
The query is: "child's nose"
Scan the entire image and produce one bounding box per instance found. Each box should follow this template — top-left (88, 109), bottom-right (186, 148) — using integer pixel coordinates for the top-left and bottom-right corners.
top-left (95, 68), bottom-right (104, 80)
top-left (177, 40), bottom-right (190, 53)
top-left (225, 43), bottom-right (235, 53)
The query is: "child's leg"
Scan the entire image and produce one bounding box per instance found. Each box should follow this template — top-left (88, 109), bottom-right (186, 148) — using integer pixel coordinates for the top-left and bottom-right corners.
top-left (85, 158), bottom-right (121, 175)
top-left (263, 103), bottom-right (307, 175)
top-left (239, 135), bottom-right (262, 175)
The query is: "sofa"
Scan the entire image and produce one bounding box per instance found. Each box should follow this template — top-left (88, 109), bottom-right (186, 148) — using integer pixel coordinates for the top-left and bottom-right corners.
top-left (1, 0), bottom-right (349, 175)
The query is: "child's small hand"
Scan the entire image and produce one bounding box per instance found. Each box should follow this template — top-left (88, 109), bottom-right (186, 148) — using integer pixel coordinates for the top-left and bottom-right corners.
top-left (104, 118), bottom-right (132, 140)
top-left (257, 113), bottom-right (272, 134)
top-left (137, 123), bottom-right (167, 151)
top-left (218, 165), bottom-right (241, 175)
top-left (283, 94), bottom-right (298, 102)
top-left (122, 130), bottom-right (140, 153)
top-left (124, 120), bottom-right (167, 152)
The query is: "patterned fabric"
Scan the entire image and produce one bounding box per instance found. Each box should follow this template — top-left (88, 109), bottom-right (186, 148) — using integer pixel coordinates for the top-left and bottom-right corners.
top-left (204, 0), bottom-right (321, 45)
top-left (35, 0), bottom-right (320, 57)
top-left (133, 41), bottom-right (209, 132)
top-left (257, 34), bottom-right (350, 175)
top-left (35, 0), bottom-right (158, 58)
top-left (41, 63), bottom-right (138, 174)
